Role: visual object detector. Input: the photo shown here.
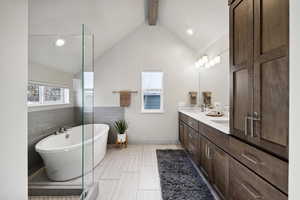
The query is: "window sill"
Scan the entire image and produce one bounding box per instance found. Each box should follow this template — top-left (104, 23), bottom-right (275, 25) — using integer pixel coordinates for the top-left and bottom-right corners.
top-left (28, 103), bottom-right (70, 107)
top-left (141, 110), bottom-right (165, 114)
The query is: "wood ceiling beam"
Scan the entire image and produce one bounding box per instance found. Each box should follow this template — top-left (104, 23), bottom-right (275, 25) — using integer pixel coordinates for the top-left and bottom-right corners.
top-left (148, 0), bottom-right (159, 26)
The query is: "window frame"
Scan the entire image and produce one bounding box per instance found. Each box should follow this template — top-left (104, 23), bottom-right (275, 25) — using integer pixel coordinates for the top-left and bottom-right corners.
top-left (27, 82), bottom-right (70, 107)
top-left (141, 71), bottom-right (164, 114)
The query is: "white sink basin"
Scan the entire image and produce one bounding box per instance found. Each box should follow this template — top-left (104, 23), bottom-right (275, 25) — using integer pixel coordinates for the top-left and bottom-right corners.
top-left (187, 110), bottom-right (204, 114)
top-left (210, 119), bottom-right (229, 125)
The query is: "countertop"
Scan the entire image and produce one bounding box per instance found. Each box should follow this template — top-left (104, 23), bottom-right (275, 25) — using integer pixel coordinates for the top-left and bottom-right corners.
top-left (178, 108), bottom-right (230, 135)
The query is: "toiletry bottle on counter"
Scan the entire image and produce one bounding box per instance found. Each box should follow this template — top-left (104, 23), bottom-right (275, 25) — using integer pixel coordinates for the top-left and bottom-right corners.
top-left (214, 102), bottom-right (223, 115)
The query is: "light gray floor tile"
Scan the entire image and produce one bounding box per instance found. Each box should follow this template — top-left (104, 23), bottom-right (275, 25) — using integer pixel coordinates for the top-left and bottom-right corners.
top-left (111, 172), bottom-right (139, 200)
top-left (137, 190), bottom-right (162, 200)
top-left (97, 180), bottom-right (119, 200)
top-left (139, 165), bottom-right (160, 190)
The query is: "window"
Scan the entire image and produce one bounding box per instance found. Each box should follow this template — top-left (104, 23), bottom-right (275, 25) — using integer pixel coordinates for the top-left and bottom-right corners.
top-left (83, 72), bottom-right (94, 113)
top-left (27, 82), bottom-right (70, 106)
top-left (141, 72), bottom-right (164, 113)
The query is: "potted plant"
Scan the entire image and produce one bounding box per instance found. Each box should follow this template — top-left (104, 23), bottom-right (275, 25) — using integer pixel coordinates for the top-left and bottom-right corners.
top-left (114, 120), bottom-right (128, 143)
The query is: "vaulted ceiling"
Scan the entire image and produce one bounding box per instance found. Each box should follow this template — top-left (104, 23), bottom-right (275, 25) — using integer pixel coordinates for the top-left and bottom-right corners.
top-left (29, 0), bottom-right (228, 73)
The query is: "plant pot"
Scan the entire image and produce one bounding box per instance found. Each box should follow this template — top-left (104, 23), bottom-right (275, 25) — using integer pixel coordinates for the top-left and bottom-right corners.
top-left (117, 133), bottom-right (127, 143)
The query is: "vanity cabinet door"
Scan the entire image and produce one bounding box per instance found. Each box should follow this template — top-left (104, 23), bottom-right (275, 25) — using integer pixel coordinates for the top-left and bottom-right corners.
top-left (200, 136), bottom-right (212, 180)
top-left (211, 145), bottom-right (230, 200)
top-left (251, 0), bottom-right (289, 160)
top-left (183, 123), bottom-right (189, 149)
top-left (179, 121), bottom-right (184, 145)
top-left (229, 0), bottom-right (254, 141)
top-left (189, 128), bottom-right (200, 166)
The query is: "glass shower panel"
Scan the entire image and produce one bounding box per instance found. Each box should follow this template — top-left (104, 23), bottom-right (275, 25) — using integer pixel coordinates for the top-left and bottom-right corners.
top-left (28, 25), bottom-right (95, 199)
top-left (81, 24), bottom-right (95, 197)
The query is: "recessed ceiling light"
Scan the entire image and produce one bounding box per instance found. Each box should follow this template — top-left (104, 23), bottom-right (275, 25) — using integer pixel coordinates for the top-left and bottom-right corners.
top-left (55, 39), bottom-right (65, 47)
top-left (186, 29), bottom-right (194, 36)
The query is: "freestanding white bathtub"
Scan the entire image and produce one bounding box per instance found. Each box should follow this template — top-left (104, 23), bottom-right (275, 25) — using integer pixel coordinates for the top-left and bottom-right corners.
top-left (35, 124), bottom-right (109, 181)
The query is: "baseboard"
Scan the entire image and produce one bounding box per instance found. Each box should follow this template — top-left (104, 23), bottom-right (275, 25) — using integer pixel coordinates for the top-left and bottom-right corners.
top-left (128, 139), bottom-right (180, 145)
top-left (187, 151), bottom-right (221, 200)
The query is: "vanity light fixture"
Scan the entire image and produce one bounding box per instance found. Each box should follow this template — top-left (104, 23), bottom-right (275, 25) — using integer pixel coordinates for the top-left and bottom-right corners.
top-left (195, 55), bottom-right (221, 69)
top-left (55, 38), bottom-right (65, 47)
top-left (195, 55), bottom-right (208, 68)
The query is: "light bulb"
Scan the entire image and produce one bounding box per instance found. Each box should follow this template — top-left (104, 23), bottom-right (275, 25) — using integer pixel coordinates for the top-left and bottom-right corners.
top-left (202, 56), bottom-right (208, 64)
top-left (186, 29), bottom-right (194, 36)
top-left (214, 56), bottom-right (221, 64)
top-left (55, 39), bottom-right (65, 47)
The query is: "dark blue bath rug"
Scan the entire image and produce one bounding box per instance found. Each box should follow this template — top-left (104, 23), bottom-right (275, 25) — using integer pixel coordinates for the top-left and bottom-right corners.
top-left (156, 150), bottom-right (215, 200)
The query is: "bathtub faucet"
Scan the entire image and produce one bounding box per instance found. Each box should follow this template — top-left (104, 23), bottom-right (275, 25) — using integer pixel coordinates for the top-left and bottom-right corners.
top-left (56, 127), bottom-right (68, 134)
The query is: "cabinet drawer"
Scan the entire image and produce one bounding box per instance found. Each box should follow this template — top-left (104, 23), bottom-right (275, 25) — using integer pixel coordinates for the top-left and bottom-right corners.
top-left (179, 112), bottom-right (188, 123)
top-left (199, 121), bottom-right (229, 152)
top-left (229, 137), bottom-right (288, 194)
top-left (187, 117), bottom-right (198, 131)
top-left (229, 158), bottom-right (287, 200)
top-left (180, 113), bottom-right (198, 131)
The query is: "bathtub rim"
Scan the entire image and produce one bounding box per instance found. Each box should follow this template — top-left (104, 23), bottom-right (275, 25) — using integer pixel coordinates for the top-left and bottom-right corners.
top-left (35, 124), bottom-right (109, 154)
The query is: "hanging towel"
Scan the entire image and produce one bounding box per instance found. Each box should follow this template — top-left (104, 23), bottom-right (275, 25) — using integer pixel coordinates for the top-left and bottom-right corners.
top-left (120, 91), bottom-right (131, 107)
top-left (189, 91), bottom-right (198, 105)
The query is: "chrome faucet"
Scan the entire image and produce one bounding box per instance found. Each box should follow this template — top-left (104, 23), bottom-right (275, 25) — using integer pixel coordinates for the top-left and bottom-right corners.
top-left (200, 104), bottom-right (206, 112)
top-left (56, 127), bottom-right (68, 135)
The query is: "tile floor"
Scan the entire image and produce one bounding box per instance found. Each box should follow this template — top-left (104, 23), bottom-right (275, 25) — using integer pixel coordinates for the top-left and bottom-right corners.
top-left (95, 144), bottom-right (182, 200)
top-left (29, 144), bottom-right (183, 200)
top-left (29, 197), bottom-right (80, 200)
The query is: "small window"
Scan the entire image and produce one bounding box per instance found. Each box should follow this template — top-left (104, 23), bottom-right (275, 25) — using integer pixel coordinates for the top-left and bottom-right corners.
top-left (27, 82), bottom-right (70, 106)
top-left (141, 72), bottom-right (164, 113)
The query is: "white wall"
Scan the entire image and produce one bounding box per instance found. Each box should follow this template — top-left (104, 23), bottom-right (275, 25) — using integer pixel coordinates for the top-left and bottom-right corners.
top-left (0, 1), bottom-right (28, 199)
top-left (95, 24), bottom-right (198, 144)
top-left (289, 0), bottom-right (300, 199)
top-left (28, 62), bottom-right (75, 112)
top-left (198, 34), bottom-right (230, 107)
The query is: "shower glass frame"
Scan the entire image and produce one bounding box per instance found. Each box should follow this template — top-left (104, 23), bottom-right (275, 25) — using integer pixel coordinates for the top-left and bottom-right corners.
top-left (81, 24), bottom-right (95, 197)
top-left (28, 24), bottom-right (95, 199)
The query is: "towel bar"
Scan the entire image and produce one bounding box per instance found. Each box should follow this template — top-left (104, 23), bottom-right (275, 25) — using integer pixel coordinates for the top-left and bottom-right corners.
top-left (112, 90), bottom-right (138, 93)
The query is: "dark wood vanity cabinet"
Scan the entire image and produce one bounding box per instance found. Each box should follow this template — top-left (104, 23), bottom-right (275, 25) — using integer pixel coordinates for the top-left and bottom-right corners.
top-left (179, 113), bottom-right (287, 199)
top-left (229, 0), bottom-right (289, 160)
top-left (179, 1), bottom-right (289, 196)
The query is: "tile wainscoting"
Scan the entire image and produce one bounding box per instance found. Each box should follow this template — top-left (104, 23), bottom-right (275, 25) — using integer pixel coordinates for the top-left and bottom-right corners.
top-left (28, 107), bottom-right (77, 175)
top-left (93, 107), bottom-right (125, 144)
